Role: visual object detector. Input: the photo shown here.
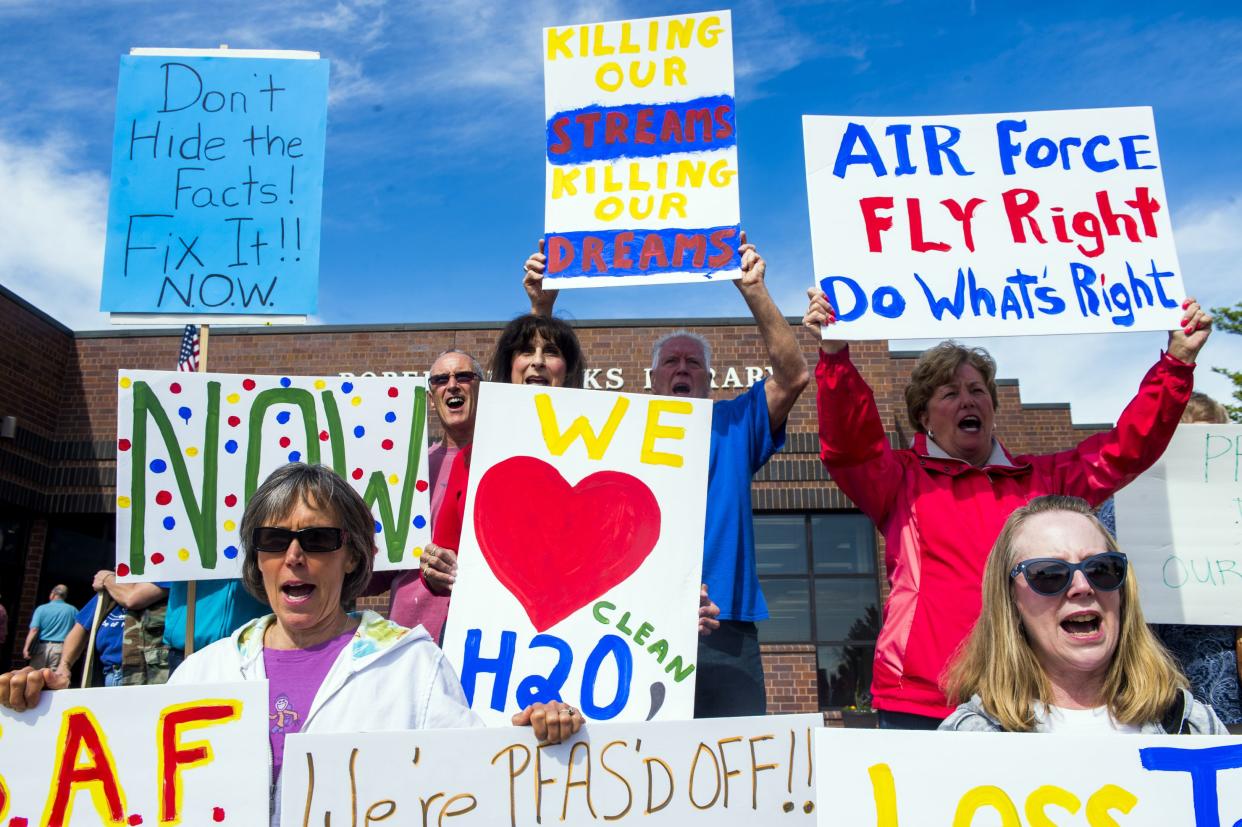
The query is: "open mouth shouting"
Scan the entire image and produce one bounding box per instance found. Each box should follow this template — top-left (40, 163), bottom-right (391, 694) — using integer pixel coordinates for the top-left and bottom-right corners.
top-left (671, 380), bottom-right (693, 395)
top-left (523, 374), bottom-right (551, 385)
top-left (444, 393), bottom-right (466, 410)
top-left (1060, 611), bottom-right (1102, 638)
top-left (280, 580), bottom-right (316, 605)
top-left (957, 414), bottom-right (983, 433)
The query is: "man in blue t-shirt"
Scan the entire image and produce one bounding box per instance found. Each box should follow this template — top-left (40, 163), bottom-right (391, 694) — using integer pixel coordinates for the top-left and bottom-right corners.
top-left (647, 236), bottom-right (810, 717)
top-left (24, 585), bottom-right (77, 670)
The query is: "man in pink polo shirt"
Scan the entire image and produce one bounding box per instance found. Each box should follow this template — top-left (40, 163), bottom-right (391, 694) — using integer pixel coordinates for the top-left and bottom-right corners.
top-left (366, 349), bottom-right (480, 641)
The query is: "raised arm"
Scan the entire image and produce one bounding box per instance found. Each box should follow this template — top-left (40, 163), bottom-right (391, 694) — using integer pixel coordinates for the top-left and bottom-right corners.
top-left (733, 231), bottom-right (809, 433)
top-left (1036, 298), bottom-right (1211, 503)
top-left (524, 239), bottom-right (557, 317)
top-left (804, 287), bottom-right (903, 523)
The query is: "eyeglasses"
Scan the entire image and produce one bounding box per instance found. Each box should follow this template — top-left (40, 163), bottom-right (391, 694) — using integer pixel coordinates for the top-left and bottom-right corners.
top-left (428, 371), bottom-right (479, 387)
top-left (1010, 552), bottom-right (1128, 597)
top-left (252, 526), bottom-right (347, 553)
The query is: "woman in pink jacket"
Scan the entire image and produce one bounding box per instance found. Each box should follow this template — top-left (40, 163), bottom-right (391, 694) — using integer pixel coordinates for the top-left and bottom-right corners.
top-left (803, 288), bottom-right (1213, 729)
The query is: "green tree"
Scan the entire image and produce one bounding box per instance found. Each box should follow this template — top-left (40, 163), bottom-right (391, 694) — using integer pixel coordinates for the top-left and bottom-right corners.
top-left (1210, 302), bottom-right (1242, 422)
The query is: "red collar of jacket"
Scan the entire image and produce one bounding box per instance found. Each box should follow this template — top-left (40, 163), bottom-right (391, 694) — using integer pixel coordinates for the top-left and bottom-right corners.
top-left (910, 432), bottom-right (1032, 477)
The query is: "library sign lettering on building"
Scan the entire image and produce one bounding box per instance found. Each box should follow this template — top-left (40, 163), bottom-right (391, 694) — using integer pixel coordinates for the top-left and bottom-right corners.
top-left (339, 364), bottom-right (774, 391)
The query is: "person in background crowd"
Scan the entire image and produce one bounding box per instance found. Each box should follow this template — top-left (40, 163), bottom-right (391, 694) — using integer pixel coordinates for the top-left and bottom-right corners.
top-left (164, 578), bottom-right (268, 671)
top-left (23, 584), bottom-right (76, 670)
top-left (0, 463), bottom-right (582, 827)
top-left (58, 593), bottom-right (128, 686)
top-left (1097, 391), bottom-right (1241, 730)
top-left (523, 232), bottom-right (808, 717)
top-left (363, 348), bottom-right (483, 642)
top-left (805, 288), bottom-right (1213, 729)
top-left (92, 569), bottom-right (171, 685)
top-left (941, 495), bottom-right (1225, 734)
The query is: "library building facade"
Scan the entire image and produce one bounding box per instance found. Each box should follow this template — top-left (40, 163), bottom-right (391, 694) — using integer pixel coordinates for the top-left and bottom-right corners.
top-left (0, 284), bottom-right (1108, 719)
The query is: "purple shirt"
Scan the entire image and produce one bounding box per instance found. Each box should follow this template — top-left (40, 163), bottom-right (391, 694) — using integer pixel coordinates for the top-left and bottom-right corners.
top-left (264, 630), bottom-right (353, 781)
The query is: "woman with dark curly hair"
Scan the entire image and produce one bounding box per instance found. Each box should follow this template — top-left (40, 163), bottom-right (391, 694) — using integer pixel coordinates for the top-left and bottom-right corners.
top-left (487, 313), bottom-right (586, 389)
top-left (420, 313), bottom-right (588, 595)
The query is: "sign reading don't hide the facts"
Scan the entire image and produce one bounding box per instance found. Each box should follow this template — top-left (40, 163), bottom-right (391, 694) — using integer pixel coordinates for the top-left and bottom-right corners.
top-left (282, 714), bottom-right (821, 826)
top-left (100, 53), bottom-right (329, 317)
top-left (116, 370), bottom-right (430, 581)
top-left (0, 681), bottom-right (267, 827)
top-left (543, 11), bottom-right (741, 287)
top-left (442, 383), bottom-right (712, 725)
top-left (803, 107), bottom-right (1186, 339)
top-left (1116, 424), bottom-right (1242, 625)
top-left (815, 729), bottom-right (1242, 827)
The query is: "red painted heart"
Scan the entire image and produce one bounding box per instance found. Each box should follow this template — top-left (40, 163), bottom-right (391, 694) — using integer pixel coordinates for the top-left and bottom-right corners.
top-left (473, 455), bottom-right (661, 632)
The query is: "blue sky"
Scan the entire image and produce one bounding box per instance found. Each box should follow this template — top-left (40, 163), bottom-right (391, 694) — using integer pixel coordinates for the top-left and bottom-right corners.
top-left (1, 0), bottom-right (1239, 422)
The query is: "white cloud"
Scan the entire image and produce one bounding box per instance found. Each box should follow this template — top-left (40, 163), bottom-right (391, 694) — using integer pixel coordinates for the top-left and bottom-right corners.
top-left (0, 133), bottom-right (109, 330)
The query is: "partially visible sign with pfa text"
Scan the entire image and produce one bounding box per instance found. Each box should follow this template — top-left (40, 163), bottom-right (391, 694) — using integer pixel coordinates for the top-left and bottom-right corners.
top-left (0, 681), bottom-right (267, 826)
top-left (1116, 423), bottom-right (1242, 624)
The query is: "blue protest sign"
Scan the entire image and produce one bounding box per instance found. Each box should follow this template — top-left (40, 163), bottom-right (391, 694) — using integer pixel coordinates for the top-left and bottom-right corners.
top-left (100, 54), bottom-right (329, 316)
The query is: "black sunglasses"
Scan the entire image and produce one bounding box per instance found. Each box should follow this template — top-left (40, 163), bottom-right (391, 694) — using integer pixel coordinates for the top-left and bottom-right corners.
top-left (252, 526), bottom-right (347, 553)
top-left (1010, 552), bottom-right (1128, 597)
top-left (428, 371), bottom-right (479, 387)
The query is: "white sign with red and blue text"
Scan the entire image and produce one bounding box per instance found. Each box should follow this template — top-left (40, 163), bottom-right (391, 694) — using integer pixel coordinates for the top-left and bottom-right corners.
top-left (804, 107), bottom-right (1186, 339)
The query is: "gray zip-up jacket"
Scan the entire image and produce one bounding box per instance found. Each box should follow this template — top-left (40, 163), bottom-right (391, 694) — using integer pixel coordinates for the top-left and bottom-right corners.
top-left (940, 689), bottom-right (1227, 734)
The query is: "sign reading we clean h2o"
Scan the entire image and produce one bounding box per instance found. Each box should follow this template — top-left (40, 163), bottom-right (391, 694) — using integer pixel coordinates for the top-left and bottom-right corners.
top-left (804, 107), bottom-right (1186, 340)
top-left (443, 383), bottom-right (712, 726)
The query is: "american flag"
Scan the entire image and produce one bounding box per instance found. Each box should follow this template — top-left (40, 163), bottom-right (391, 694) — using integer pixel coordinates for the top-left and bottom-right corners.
top-left (177, 324), bottom-right (200, 372)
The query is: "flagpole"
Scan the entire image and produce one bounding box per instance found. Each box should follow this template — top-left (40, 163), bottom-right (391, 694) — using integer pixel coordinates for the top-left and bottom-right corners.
top-left (184, 323), bottom-right (209, 657)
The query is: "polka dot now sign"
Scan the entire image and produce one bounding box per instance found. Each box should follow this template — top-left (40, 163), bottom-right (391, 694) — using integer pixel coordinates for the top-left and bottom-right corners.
top-left (113, 370), bottom-right (432, 580)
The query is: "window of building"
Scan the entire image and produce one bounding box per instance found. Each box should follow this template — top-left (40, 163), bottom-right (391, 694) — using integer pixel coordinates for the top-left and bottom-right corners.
top-left (755, 513), bottom-right (880, 709)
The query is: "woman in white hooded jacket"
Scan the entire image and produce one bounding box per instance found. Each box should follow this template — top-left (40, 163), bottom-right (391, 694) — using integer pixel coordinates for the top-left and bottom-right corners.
top-left (2, 463), bottom-right (581, 826)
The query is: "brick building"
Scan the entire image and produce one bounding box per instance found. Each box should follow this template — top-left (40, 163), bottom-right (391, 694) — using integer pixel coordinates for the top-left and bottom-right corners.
top-left (0, 283), bottom-right (1109, 715)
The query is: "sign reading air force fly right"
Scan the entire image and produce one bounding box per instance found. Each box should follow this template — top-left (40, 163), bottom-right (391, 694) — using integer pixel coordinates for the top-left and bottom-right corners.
top-left (803, 107), bottom-right (1186, 340)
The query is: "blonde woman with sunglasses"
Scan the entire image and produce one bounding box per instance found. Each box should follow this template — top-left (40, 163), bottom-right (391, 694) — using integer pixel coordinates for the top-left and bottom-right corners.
top-left (940, 495), bottom-right (1225, 734)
